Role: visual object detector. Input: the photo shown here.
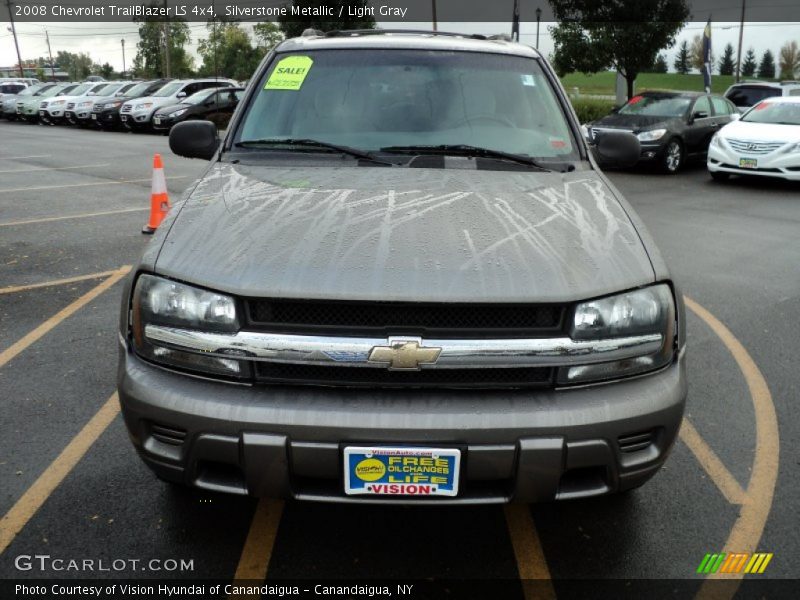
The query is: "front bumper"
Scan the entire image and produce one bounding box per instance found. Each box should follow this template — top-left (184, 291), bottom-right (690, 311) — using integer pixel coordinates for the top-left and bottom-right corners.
top-left (151, 114), bottom-right (179, 130)
top-left (65, 109), bottom-right (93, 123)
top-left (118, 340), bottom-right (687, 504)
top-left (708, 144), bottom-right (800, 181)
top-left (121, 111), bottom-right (152, 129)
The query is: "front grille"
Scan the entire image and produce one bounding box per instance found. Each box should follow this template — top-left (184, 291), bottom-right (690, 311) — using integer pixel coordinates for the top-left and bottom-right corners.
top-left (39, 101), bottom-right (48, 108)
top-left (121, 105), bottom-right (132, 113)
top-left (727, 139), bottom-right (784, 154)
top-left (66, 102), bottom-right (75, 110)
top-left (92, 104), bottom-right (103, 112)
top-left (246, 299), bottom-right (565, 337)
top-left (255, 362), bottom-right (553, 389)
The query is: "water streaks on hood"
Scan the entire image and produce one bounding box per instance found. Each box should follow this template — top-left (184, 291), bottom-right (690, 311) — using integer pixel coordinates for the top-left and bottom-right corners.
top-left (154, 163), bottom-right (655, 303)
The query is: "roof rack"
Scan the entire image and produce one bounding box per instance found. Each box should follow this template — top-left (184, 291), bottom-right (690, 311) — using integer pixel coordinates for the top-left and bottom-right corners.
top-left (321, 29), bottom-right (489, 40)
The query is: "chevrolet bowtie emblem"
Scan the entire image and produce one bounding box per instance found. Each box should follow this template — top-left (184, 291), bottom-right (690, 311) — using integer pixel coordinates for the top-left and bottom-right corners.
top-left (368, 338), bottom-right (442, 370)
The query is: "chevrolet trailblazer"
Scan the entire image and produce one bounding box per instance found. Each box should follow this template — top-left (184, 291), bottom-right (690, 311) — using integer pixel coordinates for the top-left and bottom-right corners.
top-left (117, 31), bottom-right (687, 503)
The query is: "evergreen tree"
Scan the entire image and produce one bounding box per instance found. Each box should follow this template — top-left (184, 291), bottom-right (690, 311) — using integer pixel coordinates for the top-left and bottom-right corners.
top-left (652, 53), bottom-right (669, 73)
top-left (673, 40), bottom-right (690, 74)
top-left (741, 47), bottom-right (757, 77)
top-left (718, 43), bottom-right (735, 76)
top-left (757, 49), bottom-right (776, 79)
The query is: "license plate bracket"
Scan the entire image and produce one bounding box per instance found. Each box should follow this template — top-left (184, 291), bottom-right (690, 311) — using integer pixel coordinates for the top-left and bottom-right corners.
top-left (739, 157), bottom-right (758, 169)
top-left (344, 446), bottom-right (461, 497)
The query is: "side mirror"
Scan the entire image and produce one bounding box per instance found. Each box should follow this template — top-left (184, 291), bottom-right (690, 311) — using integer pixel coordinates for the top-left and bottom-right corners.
top-left (176, 91), bottom-right (187, 99)
top-left (692, 110), bottom-right (709, 120)
top-left (591, 130), bottom-right (641, 169)
top-left (730, 112), bottom-right (741, 121)
top-left (610, 106), bottom-right (620, 114)
top-left (169, 120), bottom-right (219, 160)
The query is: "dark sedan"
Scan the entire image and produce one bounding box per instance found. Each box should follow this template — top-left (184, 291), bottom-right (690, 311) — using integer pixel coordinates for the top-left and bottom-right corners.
top-left (91, 78), bottom-right (172, 130)
top-left (152, 87), bottom-right (244, 132)
top-left (585, 91), bottom-right (739, 173)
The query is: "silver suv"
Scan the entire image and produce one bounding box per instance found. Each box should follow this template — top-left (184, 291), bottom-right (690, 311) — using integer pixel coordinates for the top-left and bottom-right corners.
top-left (118, 31), bottom-right (686, 504)
top-left (724, 80), bottom-right (800, 113)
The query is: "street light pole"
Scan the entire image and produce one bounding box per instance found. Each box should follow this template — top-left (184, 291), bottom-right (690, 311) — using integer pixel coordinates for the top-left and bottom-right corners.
top-left (431, 0), bottom-right (437, 31)
top-left (121, 39), bottom-right (126, 79)
top-left (45, 28), bottom-right (55, 80)
top-left (5, 0), bottom-right (25, 78)
top-left (735, 0), bottom-right (746, 82)
top-left (536, 7), bottom-right (542, 48)
top-left (163, 0), bottom-right (171, 77)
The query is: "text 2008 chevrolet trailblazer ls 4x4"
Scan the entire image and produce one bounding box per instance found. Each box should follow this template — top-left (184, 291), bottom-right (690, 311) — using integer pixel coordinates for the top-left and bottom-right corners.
top-left (117, 31), bottom-right (687, 504)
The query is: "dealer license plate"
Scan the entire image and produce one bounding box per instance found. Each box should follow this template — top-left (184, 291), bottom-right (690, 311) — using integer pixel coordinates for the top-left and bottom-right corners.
top-left (38, 110), bottom-right (45, 117)
top-left (91, 114), bottom-right (97, 120)
top-left (739, 157), bottom-right (758, 169)
top-left (153, 117), bottom-right (161, 125)
top-left (344, 446), bottom-right (460, 497)
top-left (121, 115), bottom-right (128, 122)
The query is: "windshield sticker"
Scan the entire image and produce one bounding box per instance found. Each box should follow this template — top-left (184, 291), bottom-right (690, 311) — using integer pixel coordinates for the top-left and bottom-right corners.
top-left (628, 95), bottom-right (644, 104)
top-left (265, 56), bottom-right (314, 91)
top-left (521, 74), bottom-right (536, 86)
top-left (753, 101), bottom-right (768, 110)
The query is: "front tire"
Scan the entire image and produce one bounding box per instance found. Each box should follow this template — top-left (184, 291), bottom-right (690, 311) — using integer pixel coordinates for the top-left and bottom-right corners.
top-left (661, 138), bottom-right (684, 174)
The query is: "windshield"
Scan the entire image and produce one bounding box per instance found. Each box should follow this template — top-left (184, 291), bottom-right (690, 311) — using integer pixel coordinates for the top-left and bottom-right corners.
top-left (742, 101), bottom-right (800, 125)
top-left (619, 95), bottom-right (692, 117)
top-left (32, 84), bottom-right (58, 97)
top-left (726, 86), bottom-right (781, 108)
top-left (122, 82), bottom-right (152, 97)
top-left (183, 88), bottom-right (217, 105)
top-left (96, 83), bottom-right (122, 96)
top-left (41, 85), bottom-right (71, 98)
top-left (236, 49), bottom-right (578, 160)
top-left (152, 82), bottom-right (183, 97)
top-left (67, 83), bottom-right (93, 96)
top-left (18, 85), bottom-right (42, 96)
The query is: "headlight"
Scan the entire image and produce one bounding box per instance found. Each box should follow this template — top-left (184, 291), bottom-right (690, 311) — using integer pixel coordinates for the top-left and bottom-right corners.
top-left (636, 129), bottom-right (667, 142)
top-left (134, 102), bottom-right (153, 110)
top-left (50, 99), bottom-right (66, 106)
top-left (172, 108), bottom-right (188, 117)
top-left (78, 101), bottom-right (92, 108)
top-left (710, 133), bottom-right (721, 149)
top-left (131, 274), bottom-right (246, 378)
top-left (560, 284), bottom-right (676, 384)
top-left (781, 142), bottom-right (800, 154)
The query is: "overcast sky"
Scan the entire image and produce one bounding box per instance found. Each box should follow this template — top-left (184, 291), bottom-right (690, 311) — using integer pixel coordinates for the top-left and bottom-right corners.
top-left (1, 20), bottom-right (798, 74)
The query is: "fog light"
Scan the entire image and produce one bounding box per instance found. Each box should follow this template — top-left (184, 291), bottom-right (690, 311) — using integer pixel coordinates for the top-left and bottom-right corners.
top-left (149, 345), bottom-right (249, 378)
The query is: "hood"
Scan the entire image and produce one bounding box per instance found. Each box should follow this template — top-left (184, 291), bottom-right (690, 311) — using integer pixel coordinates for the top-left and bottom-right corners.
top-left (123, 95), bottom-right (160, 107)
top-left (154, 164), bottom-right (656, 303)
top-left (592, 113), bottom-right (678, 131)
top-left (719, 119), bottom-right (800, 143)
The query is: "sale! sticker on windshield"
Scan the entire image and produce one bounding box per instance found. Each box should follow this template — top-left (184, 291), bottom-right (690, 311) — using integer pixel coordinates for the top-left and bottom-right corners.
top-left (264, 56), bottom-right (313, 91)
top-left (344, 446), bottom-right (461, 497)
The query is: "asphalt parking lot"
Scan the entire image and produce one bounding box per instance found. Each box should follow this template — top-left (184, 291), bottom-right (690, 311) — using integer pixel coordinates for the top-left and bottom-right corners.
top-left (0, 122), bottom-right (798, 599)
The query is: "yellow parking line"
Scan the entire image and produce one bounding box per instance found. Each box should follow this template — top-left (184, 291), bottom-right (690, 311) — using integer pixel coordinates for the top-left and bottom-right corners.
top-left (229, 499), bottom-right (284, 598)
top-left (0, 266), bottom-right (130, 369)
top-left (0, 163), bottom-right (110, 174)
top-left (0, 175), bottom-right (187, 194)
top-left (504, 504), bottom-right (556, 599)
top-left (0, 392), bottom-right (120, 555)
top-left (0, 207), bottom-right (147, 228)
top-left (679, 417), bottom-right (747, 505)
top-left (0, 270), bottom-right (121, 294)
top-left (685, 296), bottom-right (780, 597)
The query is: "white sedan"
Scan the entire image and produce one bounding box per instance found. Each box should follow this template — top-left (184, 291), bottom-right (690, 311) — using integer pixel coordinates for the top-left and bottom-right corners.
top-left (708, 96), bottom-right (800, 181)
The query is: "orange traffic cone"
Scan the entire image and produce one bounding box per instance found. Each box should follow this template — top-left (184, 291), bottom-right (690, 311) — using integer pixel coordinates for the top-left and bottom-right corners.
top-left (142, 153), bottom-right (171, 234)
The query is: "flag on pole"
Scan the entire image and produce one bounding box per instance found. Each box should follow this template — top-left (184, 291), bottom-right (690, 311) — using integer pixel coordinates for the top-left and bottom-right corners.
top-left (702, 16), bottom-right (712, 93)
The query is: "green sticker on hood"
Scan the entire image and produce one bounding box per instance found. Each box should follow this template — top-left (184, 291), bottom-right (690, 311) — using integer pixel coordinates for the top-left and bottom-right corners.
top-left (264, 56), bottom-right (314, 91)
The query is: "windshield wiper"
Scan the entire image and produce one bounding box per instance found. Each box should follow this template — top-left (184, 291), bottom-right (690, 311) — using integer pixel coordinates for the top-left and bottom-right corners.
top-left (234, 138), bottom-right (393, 166)
top-left (380, 144), bottom-right (569, 172)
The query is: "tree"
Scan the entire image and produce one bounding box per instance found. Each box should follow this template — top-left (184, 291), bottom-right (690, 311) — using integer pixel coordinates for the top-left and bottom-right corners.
top-left (132, 7), bottom-right (193, 78)
top-left (650, 54), bottom-right (668, 73)
top-left (718, 43), bottom-right (735, 76)
top-left (689, 34), bottom-right (706, 72)
top-left (278, 1), bottom-right (375, 38)
top-left (778, 40), bottom-right (799, 79)
top-left (98, 62), bottom-right (115, 79)
top-left (253, 22), bottom-right (284, 52)
top-left (549, 0), bottom-right (689, 99)
top-left (741, 47), bottom-right (757, 77)
top-left (674, 40), bottom-right (690, 74)
top-left (198, 21), bottom-right (261, 80)
top-left (758, 49), bottom-right (776, 79)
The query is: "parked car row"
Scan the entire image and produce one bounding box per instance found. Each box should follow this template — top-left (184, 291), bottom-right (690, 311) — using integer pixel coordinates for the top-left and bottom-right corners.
top-left (583, 90), bottom-right (800, 182)
top-left (0, 77), bottom-right (243, 133)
